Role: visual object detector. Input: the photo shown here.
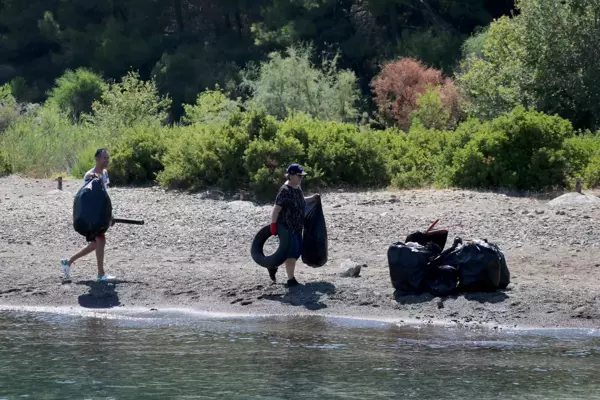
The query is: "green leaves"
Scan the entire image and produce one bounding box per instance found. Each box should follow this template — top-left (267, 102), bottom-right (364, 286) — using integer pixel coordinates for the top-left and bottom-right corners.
top-left (85, 71), bottom-right (171, 135)
top-left (46, 68), bottom-right (106, 122)
top-left (243, 45), bottom-right (360, 122)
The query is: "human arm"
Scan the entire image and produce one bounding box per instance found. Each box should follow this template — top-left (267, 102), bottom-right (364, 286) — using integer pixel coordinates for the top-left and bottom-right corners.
top-left (270, 186), bottom-right (289, 235)
top-left (270, 205), bottom-right (282, 234)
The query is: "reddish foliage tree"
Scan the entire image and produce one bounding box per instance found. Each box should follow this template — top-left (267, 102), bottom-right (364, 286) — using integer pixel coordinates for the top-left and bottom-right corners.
top-left (371, 57), bottom-right (461, 129)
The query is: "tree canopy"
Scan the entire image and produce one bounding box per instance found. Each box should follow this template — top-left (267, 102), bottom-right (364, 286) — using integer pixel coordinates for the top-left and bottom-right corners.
top-left (0, 0), bottom-right (514, 120)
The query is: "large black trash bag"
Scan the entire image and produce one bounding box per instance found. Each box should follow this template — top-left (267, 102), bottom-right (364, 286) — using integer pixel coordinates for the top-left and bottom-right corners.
top-left (73, 177), bottom-right (112, 241)
top-left (456, 239), bottom-right (507, 292)
top-left (423, 237), bottom-right (462, 296)
top-left (301, 197), bottom-right (328, 267)
top-left (387, 242), bottom-right (432, 293)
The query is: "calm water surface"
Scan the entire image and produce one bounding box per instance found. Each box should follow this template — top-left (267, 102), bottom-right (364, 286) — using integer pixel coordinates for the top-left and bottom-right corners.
top-left (1, 310), bottom-right (599, 399)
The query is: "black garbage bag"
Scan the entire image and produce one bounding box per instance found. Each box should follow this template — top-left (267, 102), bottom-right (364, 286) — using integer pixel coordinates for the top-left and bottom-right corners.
top-left (424, 264), bottom-right (459, 297)
top-left (73, 177), bottom-right (112, 241)
top-left (456, 239), bottom-right (506, 292)
top-left (301, 197), bottom-right (328, 267)
top-left (405, 230), bottom-right (448, 255)
top-left (498, 247), bottom-right (511, 289)
top-left (423, 237), bottom-right (462, 296)
top-left (387, 242), bottom-right (432, 293)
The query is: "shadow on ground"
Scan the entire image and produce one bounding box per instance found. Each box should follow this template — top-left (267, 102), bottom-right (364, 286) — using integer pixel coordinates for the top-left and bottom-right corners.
top-left (75, 280), bottom-right (129, 309)
top-left (259, 281), bottom-right (336, 311)
top-left (394, 289), bottom-right (510, 305)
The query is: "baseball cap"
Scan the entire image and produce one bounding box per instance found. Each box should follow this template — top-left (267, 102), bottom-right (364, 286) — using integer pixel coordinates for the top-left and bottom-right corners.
top-left (286, 163), bottom-right (307, 176)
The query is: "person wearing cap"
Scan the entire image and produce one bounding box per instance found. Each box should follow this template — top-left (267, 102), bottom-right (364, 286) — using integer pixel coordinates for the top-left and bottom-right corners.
top-left (269, 163), bottom-right (320, 287)
top-left (60, 148), bottom-right (116, 282)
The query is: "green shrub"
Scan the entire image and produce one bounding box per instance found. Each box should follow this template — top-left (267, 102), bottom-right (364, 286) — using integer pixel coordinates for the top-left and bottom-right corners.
top-left (305, 119), bottom-right (389, 187)
top-left (278, 112), bottom-right (311, 149)
top-left (410, 85), bottom-right (464, 130)
top-left (0, 150), bottom-right (12, 176)
top-left (47, 68), bottom-right (106, 122)
top-left (0, 105), bottom-right (19, 133)
top-left (0, 83), bottom-right (19, 133)
top-left (243, 109), bottom-right (278, 141)
top-left (158, 122), bottom-right (250, 191)
top-left (0, 83), bottom-right (15, 106)
top-left (182, 86), bottom-right (242, 125)
top-left (565, 132), bottom-right (600, 188)
top-left (583, 155), bottom-right (600, 188)
top-left (86, 71), bottom-right (171, 135)
top-left (434, 118), bottom-right (486, 187)
top-left (109, 123), bottom-right (168, 185)
top-left (443, 106), bottom-right (574, 190)
top-left (157, 125), bottom-right (221, 190)
top-left (213, 122), bottom-right (252, 191)
top-left (244, 133), bottom-right (305, 199)
top-left (387, 123), bottom-right (451, 189)
top-left (71, 145), bottom-right (99, 179)
top-left (0, 105), bottom-right (90, 177)
top-left (242, 45), bottom-right (360, 122)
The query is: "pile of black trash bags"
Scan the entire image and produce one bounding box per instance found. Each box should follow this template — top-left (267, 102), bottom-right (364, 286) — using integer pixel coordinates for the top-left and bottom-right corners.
top-left (387, 229), bottom-right (510, 296)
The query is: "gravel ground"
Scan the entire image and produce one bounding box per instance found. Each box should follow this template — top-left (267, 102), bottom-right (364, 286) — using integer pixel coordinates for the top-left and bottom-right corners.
top-left (1, 175), bottom-right (600, 329)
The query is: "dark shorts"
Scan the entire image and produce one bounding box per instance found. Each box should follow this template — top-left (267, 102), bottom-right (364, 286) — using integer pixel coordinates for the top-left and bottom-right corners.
top-left (86, 232), bottom-right (106, 243)
top-left (288, 232), bottom-right (303, 260)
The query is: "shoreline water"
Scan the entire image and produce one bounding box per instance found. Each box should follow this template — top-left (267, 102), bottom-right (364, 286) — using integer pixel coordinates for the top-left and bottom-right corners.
top-left (3, 302), bottom-right (600, 339)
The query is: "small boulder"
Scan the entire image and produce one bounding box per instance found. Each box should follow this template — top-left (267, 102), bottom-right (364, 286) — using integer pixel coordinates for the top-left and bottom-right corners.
top-left (339, 259), bottom-right (366, 278)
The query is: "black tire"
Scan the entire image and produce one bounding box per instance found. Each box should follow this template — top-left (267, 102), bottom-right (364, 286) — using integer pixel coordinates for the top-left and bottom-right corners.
top-left (251, 223), bottom-right (292, 269)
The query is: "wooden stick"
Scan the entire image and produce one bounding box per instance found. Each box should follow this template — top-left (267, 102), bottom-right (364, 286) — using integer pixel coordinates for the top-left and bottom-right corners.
top-left (112, 218), bottom-right (145, 225)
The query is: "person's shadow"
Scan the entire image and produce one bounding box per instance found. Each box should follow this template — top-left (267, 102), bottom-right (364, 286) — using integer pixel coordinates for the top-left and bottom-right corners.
top-left (76, 280), bottom-right (125, 309)
top-left (259, 281), bottom-right (336, 311)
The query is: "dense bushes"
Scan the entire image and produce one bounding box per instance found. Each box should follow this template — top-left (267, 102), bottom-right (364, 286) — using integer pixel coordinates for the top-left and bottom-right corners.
top-left (156, 120), bottom-right (251, 191)
top-left (156, 106), bottom-right (595, 198)
top-left (109, 123), bottom-right (168, 185)
top-left (3, 100), bottom-right (600, 195)
top-left (0, 105), bottom-right (91, 177)
top-left (2, 66), bottom-right (600, 196)
top-left (441, 107), bottom-right (575, 190)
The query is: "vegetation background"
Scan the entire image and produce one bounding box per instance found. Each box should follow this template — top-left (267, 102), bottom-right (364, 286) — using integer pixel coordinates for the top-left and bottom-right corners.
top-left (1, 0), bottom-right (599, 199)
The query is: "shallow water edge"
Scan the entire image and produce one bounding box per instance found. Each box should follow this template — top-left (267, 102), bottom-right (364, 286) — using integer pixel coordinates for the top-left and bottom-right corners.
top-left (2, 303), bottom-right (599, 339)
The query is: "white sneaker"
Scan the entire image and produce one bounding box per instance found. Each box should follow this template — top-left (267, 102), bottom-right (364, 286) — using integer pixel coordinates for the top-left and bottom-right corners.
top-left (60, 259), bottom-right (71, 280)
top-left (97, 274), bottom-right (116, 282)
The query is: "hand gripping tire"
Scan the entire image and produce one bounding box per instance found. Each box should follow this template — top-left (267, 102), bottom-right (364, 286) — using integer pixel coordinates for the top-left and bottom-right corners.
top-left (251, 222), bottom-right (292, 269)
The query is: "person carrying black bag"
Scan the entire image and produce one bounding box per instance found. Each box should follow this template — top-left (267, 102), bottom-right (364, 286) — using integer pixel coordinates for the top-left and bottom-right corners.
top-left (60, 148), bottom-right (115, 282)
top-left (268, 163), bottom-right (319, 287)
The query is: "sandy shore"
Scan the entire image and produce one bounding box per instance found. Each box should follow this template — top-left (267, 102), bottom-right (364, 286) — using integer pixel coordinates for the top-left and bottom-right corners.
top-left (1, 175), bottom-right (599, 329)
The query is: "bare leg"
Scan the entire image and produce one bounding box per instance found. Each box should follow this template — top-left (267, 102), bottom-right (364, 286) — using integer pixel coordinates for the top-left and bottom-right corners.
top-left (284, 258), bottom-right (296, 280)
top-left (68, 241), bottom-right (97, 265)
top-left (95, 236), bottom-right (106, 277)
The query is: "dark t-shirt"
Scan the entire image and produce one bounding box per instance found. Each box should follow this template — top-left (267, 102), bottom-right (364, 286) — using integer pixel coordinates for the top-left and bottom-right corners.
top-left (275, 184), bottom-right (306, 235)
